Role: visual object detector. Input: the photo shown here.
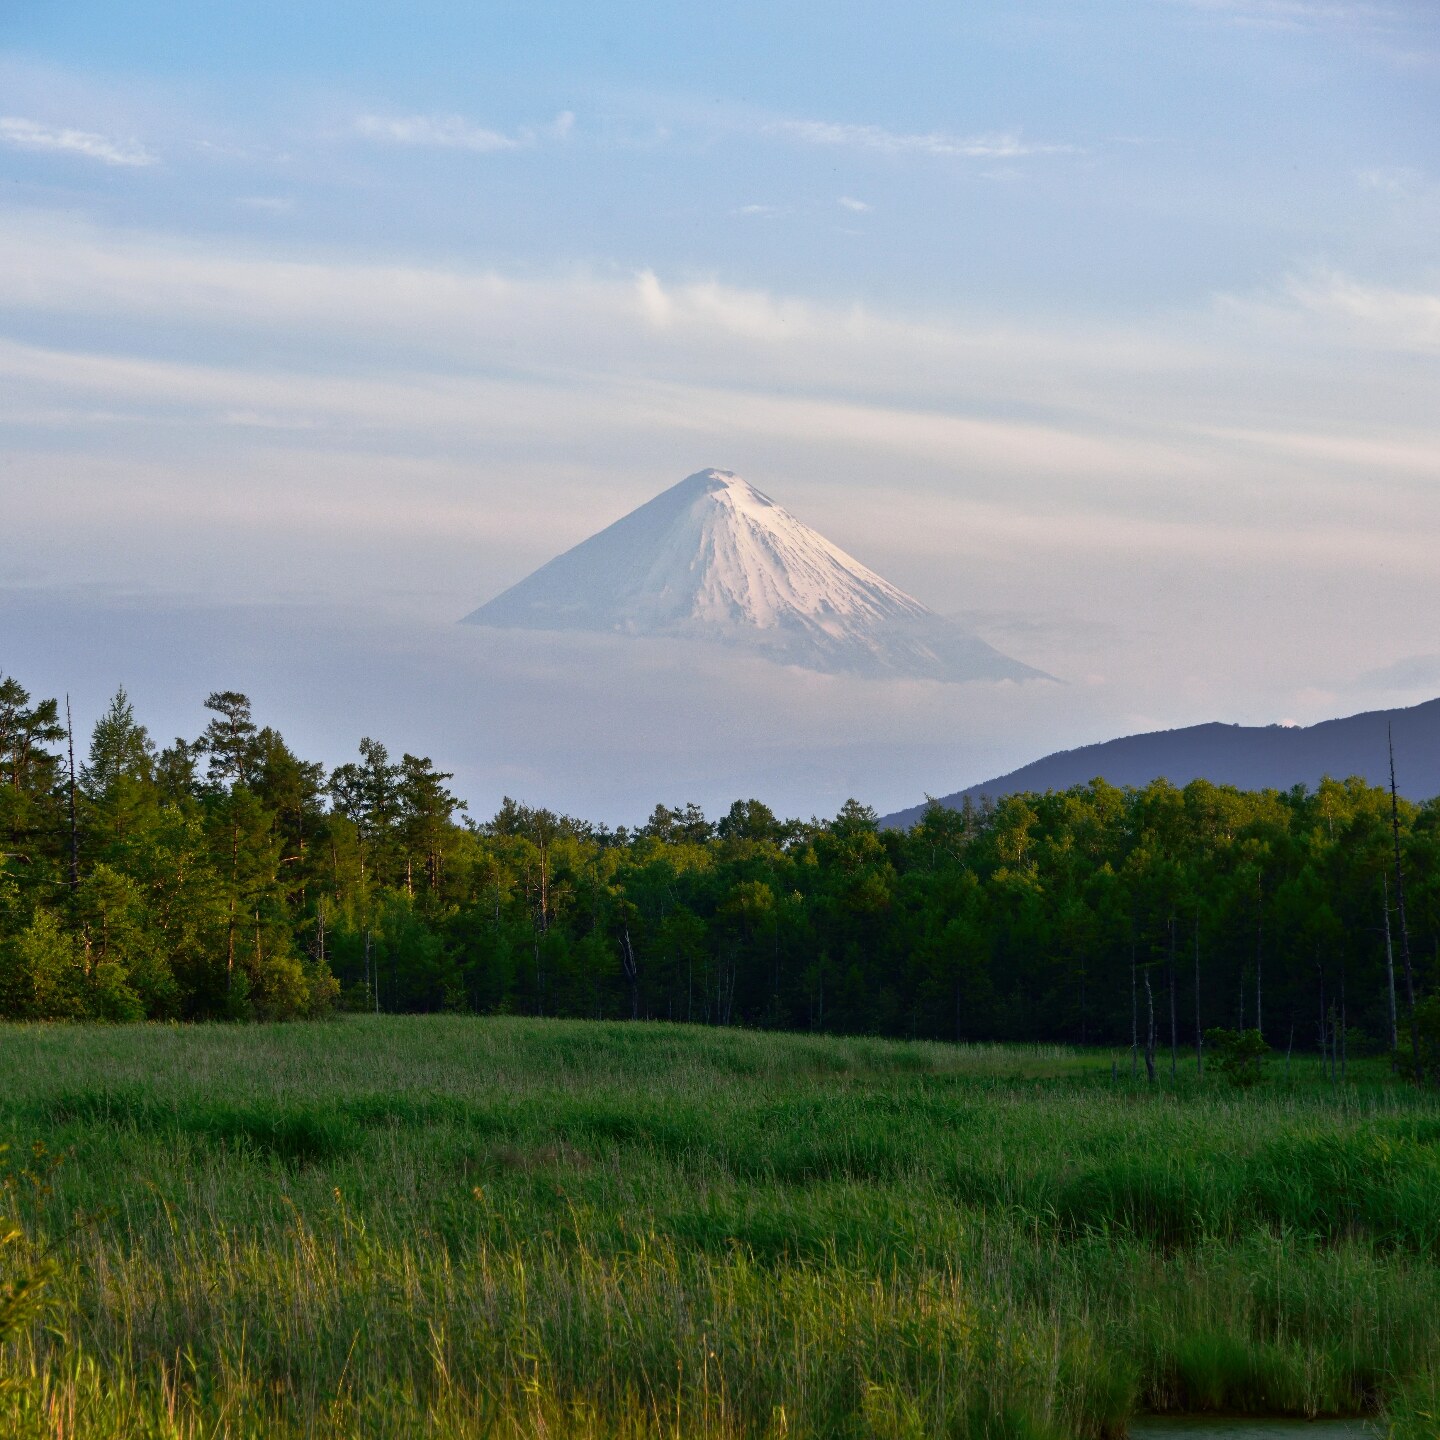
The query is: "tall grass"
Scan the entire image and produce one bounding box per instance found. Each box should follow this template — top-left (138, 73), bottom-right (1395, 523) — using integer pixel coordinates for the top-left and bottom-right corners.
top-left (0, 1017), bottom-right (1435, 1437)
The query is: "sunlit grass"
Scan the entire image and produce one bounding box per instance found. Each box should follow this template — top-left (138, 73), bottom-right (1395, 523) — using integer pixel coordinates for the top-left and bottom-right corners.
top-left (0, 1017), bottom-right (1436, 1437)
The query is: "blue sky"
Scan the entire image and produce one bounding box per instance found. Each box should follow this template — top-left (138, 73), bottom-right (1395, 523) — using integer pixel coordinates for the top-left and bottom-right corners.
top-left (2, 1), bottom-right (1438, 818)
top-left (6, 0), bottom-right (1437, 311)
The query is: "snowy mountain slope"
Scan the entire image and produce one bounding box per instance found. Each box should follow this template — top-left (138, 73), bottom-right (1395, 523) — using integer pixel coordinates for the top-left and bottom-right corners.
top-left (462, 469), bottom-right (1046, 682)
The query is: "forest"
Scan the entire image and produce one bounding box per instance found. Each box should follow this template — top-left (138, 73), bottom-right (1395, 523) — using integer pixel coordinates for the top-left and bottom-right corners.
top-left (2, 671), bottom-right (1437, 1072)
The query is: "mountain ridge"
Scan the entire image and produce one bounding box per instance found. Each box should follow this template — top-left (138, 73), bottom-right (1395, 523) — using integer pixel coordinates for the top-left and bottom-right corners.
top-left (880, 695), bottom-right (1440, 828)
top-left (463, 469), bottom-right (1045, 683)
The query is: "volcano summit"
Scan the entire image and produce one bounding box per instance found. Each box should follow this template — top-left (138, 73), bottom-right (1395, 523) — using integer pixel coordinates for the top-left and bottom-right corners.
top-left (462, 469), bottom-right (1045, 683)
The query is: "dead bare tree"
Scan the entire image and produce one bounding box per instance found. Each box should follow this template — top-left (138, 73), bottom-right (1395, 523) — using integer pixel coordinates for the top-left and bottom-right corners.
top-left (1389, 725), bottom-right (1423, 1083)
top-left (64, 696), bottom-right (78, 897)
top-left (1381, 872), bottom-right (1399, 1061)
top-left (1254, 871), bottom-right (1264, 1040)
top-left (1330, 961), bottom-right (1342, 1082)
top-left (620, 925), bottom-right (640, 1020)
top-left (1130, 940), bottom-right (1139, 1080)
top-left (1168, 916), bottom-right (1178, 1082)
top-left (1143, 963), bottom-right (1157, 1085)
top-left (1193, 912), bottom-right (1203, 1077)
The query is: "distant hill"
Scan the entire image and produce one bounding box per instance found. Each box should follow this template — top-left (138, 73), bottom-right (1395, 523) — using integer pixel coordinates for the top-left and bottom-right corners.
top-left (880, 696), bottom-right (1440, 829)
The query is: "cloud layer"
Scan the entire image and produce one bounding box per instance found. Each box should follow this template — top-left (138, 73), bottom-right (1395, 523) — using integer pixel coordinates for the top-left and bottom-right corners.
top-left (352, 110), bottom-right (575, 152)
top-left (2, 210), bottom-right (1436, 735)
top-left (770, 119), bottom-right (1078, 159)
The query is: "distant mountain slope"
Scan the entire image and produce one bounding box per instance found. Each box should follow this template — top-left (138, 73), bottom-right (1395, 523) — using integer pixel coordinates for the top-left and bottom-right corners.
top-left (463, 469), bottom-right (1047, 683)
top-left (881, 696), bottom-right (1440, 828)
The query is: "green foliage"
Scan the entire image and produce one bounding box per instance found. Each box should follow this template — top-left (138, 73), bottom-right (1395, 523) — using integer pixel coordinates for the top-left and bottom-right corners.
top-left (1205, 1027), bottom-right (1270, 1088)
top-left (3, 667), bottom-right (1440, 1072)
top-left (1409, 995), bottom-right (1440, 1081)
top-left (80, 687), bottom-right (154, 797)
top-left (0, 1143), bottom-right (61, 1349)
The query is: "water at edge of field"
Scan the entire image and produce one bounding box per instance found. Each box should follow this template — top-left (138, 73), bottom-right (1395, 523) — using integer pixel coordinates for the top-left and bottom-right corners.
top-left (1129, 1421), bottom-right (1375, 1439)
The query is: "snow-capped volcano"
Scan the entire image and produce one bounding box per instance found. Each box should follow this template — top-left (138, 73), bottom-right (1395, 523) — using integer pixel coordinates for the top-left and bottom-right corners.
top-left (462, 470), bottom-right (1045, 682)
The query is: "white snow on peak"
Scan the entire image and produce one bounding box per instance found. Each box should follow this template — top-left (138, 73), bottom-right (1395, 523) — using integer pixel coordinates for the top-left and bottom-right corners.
top-left (463, 469), bottom-right (1044, 683)
top-left (631, 468), bottom-right (928, 632)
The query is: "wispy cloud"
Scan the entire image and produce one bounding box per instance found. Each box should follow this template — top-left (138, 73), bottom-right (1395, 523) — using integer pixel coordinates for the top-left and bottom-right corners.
top-left (1174, 1), bottom-right (1438, 68)
top-left (1346, 653), bottom-right (1440, 693)
top-left (3, 212), bottom-right (1428, 436)
top-left (838, 196), bottom-right (872, 213)
top-left (1355, 165), bottom-right (1440, 206)
top-left (1174, 0), bottom-right (1398, 31)
top-left (1175, 0), bottom-right (1422, 45)
top-left (354, 114), bottom-right (521, 152)
top-left (1278, 270), bottom-right (1440, 351)
top-left (1358, 164), bottom-right (1424, 194)
top-left (0, 116), bottom-right (155, 167)
top-left (771, 119), bottom-right (1078, 159)
top-left (353, 110), bottom-right (575, 153)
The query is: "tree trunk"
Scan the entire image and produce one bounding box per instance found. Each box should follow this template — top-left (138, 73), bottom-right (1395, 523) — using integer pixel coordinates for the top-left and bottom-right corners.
top-left (1389, 725), bottom-right (1423, 1082)
top-left (1382, 873), bottom-right (1399, 1062)
top-left (1130, 941), bottom-right (1138, 1080)
top-left (1254, 872), bottom-right (1264, 1040)
top-left (227, 816), bottom-right (239, 995)
top-left (1168, 917), bottom-right (1178, 1082)
top-left (1193, 913), bottom-right (1203, 1076)
top-left (65, 696), bottom-right (79, 897)
top-left (1143, 966), bottom-right (1157, 1085)
top-left (620, 926), bottom-right (640, 1020)
top-left (1340, 960), bottom-right (1348, 1086)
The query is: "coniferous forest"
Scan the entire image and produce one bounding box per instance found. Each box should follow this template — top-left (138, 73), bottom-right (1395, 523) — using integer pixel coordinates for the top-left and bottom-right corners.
top-left (4, 671), bottom-right (1439, 1069)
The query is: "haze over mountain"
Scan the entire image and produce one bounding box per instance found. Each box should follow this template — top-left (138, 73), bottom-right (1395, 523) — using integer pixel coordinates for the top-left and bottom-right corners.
top-left (881, 697), bottom-right (1440, 829)
top-left (463, 470), bottom-right (1044, 683)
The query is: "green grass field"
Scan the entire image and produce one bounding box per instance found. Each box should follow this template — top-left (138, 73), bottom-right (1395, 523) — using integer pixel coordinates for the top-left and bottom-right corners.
top-left (1, 1018), bottom-right (1437, 1438)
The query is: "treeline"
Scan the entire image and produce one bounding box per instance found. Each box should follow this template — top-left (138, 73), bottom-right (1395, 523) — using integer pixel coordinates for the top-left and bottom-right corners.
top-left (2, 672), bottom-right (1438, 1069)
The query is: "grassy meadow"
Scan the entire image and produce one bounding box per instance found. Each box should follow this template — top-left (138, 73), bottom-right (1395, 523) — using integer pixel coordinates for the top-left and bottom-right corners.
top-left (1, 1018), bottom-right (1437, 1438)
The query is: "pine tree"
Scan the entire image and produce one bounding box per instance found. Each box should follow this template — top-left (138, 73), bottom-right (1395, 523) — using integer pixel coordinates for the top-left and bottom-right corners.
top-left (82, 688), bottom-right (155, 798)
